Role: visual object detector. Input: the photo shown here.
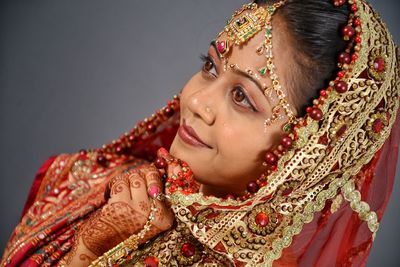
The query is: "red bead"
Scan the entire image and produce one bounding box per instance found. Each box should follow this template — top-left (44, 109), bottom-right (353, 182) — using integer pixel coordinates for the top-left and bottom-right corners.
top-left (354, 17), bottom-right (361, 26)
top-left (181, 243), bottom-right (196, 258)
top-left (79, 149), bottom-right (87, 156)
top-left (337, 71), bottom-right (345, 78)
top-left (169, 185), bottom-right (176, 193)
top-left (143, 256), bottom-right (159, 267)
top-left (352, 54), bottom-right (358, 61)
top-left (164, 107), bottom-right (174, 117)
top-left (154, 157), bottom-right (167, 169)
top-left (355, 36), bottom-right (362, 43)
top-left (265, 152), bottom-right (278, 165)
top-left (255, 212), bottom-right (269, 227)
top-left (335, 81), bottom-right (348, 93)
top-left (306, 107), bottom-right (313, 113)
top-left (374, 58), bottom-right (385, 72)
top-left (281, 135), bottom-right (293, 149)
top-left (372, 119), bottom-right (384, 133)
top-left (247, 181), bottom-right (259, 193)
top-left (339, 52), bottom-right (351, 64)
top-left (310, 108), bottom-right (323, 121)
top-left (128, 134), bottom-right (136, 142)
top-left (115, 146), bottom-right (124, 155)
top-left (320, 90), bottom-right (328, 98)
top-left (271, 165), bottom-right (278, 172)
top-left (96, 154), bottom-right (107, 166)
top-left (333, 0), bottom-right (346, 6)
top-left (351, 4), bottom-right (358, 11)
top-left (175, 179), bottom-right (184, 187)
top-left (147, 123), bottom-right (157, 133)
top-left (342, 25), bottom-right (355, 39)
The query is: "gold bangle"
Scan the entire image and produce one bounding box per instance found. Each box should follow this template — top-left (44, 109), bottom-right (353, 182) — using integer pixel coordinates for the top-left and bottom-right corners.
top-left (88, 199), bottom-right (158, 266)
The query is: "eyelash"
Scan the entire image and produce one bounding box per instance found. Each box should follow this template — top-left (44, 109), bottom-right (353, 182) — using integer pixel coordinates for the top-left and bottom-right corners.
top-left (199, 54), bottom-right (257, 112)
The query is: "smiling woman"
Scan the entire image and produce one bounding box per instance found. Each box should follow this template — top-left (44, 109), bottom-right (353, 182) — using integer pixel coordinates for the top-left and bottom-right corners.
top-left (1, 0), bottom-right (400, 266)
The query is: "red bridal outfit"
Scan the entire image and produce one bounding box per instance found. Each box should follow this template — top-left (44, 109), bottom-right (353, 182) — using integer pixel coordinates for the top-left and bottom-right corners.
top-left (1, 0), bottom-right (400, 266)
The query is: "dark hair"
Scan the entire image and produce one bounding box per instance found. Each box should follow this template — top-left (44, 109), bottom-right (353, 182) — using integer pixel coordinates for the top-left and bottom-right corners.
top-left (255, 0), bottom-right (350, 115)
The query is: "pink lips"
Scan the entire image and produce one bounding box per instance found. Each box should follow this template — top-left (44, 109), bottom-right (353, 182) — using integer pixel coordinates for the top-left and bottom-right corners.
top-left (178, 120), bottom-right (210, 148)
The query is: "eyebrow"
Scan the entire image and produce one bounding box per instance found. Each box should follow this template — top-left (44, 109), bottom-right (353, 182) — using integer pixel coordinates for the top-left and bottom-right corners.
top-left (210, 41), bottom-right (266, 96)
top-left (210, 40), bottom-right (270, 97)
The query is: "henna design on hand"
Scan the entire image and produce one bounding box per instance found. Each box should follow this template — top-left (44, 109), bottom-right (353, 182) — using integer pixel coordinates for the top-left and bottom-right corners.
top-left (139, 200), bottom-right (150, 213)
top-left (81, 202), bottom-right (147, 256)
top-left (108, 173), bottom-right (130, 197)
top-left (128, 173), bottom-right (145, 189)
top-left (78, 254), bottom-right (94, 264)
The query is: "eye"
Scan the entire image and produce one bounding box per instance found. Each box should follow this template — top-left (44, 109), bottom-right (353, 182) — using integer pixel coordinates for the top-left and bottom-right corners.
top-left (200, 54), bottom-right (217, 77)
top-left (231, 86), bottom-right (257, 111)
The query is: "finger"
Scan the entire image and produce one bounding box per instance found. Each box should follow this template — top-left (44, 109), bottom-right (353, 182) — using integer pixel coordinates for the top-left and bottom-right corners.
top-left (157, 147), bottom-right (173, 161)
top-left (156, 147), bottom-right (183, 177)
top-left (108, 172), bottom-right (131, 202)
top-left (156, 148), bottom-right (196, 195)
top-left (126, 170), bottom-right (151, 217)
top-left (141, 165), bottom-right (173, 224)
top-left (141, 165), bottom-right (163, 200)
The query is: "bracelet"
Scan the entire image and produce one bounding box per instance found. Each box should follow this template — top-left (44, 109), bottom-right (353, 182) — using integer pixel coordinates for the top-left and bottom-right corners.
top-left (88, 199), bottom-right (158, 267)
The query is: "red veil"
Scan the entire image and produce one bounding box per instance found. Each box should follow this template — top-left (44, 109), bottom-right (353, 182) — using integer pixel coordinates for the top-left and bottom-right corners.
top-left (1, 100), bottom-right (399, 266)
top-left (279, 113), bottom-right (400, 266)
top-left (2, 1), bottom-right (400, 266)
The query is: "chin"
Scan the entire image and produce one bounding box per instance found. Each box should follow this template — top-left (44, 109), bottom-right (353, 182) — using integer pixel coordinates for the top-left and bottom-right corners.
top-left (168, 137), bottom-right (180, 158)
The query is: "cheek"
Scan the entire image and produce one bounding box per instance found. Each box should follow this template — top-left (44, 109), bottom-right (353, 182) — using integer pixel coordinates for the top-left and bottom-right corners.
top-left (215, 120), bottom-right (267, 171)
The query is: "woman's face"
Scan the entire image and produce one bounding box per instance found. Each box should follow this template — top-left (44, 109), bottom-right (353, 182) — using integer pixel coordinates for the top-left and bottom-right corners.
top-left (169, 14), bottom-right (294, 197)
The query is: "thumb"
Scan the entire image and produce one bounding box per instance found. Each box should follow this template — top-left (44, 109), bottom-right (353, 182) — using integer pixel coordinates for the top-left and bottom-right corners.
top-left (156, 147), bottom-right (173, 162)
top-left (156, 147), bottom-right (183, 177)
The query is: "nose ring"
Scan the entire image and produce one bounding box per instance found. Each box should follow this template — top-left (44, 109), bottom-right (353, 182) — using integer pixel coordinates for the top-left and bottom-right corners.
top-left (205, 106), bottom-right (212, 113)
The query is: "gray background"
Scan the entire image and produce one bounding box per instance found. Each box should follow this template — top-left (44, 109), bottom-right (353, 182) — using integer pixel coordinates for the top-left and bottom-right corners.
top-left (0, 0), bottom-right (399, 265)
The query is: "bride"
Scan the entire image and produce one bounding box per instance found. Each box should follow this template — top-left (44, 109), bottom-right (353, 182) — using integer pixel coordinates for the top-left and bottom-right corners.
top-left (2, 0), bottom-right (399, 266)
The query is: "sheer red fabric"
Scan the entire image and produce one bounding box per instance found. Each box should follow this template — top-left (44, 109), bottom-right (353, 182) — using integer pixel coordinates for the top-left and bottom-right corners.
top-left (276, 113), bottom-right (400, 267)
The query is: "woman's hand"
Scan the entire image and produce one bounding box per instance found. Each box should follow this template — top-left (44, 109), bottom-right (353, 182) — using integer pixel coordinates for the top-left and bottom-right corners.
top-left (157, 147), bottom-right (198, 195)
top-left (64, 163), bottom-right (174, 266)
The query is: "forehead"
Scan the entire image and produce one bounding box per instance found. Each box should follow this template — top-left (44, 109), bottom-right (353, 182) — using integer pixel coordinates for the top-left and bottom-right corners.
top-left (213, 10), bottom-right (288, 72)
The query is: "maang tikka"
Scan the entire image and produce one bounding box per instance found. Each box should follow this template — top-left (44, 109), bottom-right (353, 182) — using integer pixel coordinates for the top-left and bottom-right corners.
top-left (212, 1), bottom-right (297, 200)
top-left (215, 1), bottom-right (297, 131)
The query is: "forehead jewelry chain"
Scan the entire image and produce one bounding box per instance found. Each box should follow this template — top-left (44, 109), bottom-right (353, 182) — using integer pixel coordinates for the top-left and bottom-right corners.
top-left (258, 2), bottom-right (296, 127)
top-left (215, 1), bottom-right (297, 130)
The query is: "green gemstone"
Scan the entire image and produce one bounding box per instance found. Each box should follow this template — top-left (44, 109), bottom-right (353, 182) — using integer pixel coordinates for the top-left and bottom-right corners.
top-left (283, 123), bottom-right (293, 133)
top-left (268, 7), bottom-right (275, 14)
top-left (259, 67), bottom-right (268, 76)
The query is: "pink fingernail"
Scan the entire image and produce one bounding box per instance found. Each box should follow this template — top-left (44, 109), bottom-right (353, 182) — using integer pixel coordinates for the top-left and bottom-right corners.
top-left (148, 185), bottom-right (160, 198)
top-left (158, 147), bottom-right (168, 155)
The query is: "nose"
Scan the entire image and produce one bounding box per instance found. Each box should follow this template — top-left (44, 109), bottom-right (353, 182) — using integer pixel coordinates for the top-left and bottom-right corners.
top-left (187, 86), bottom-right (216, 125)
